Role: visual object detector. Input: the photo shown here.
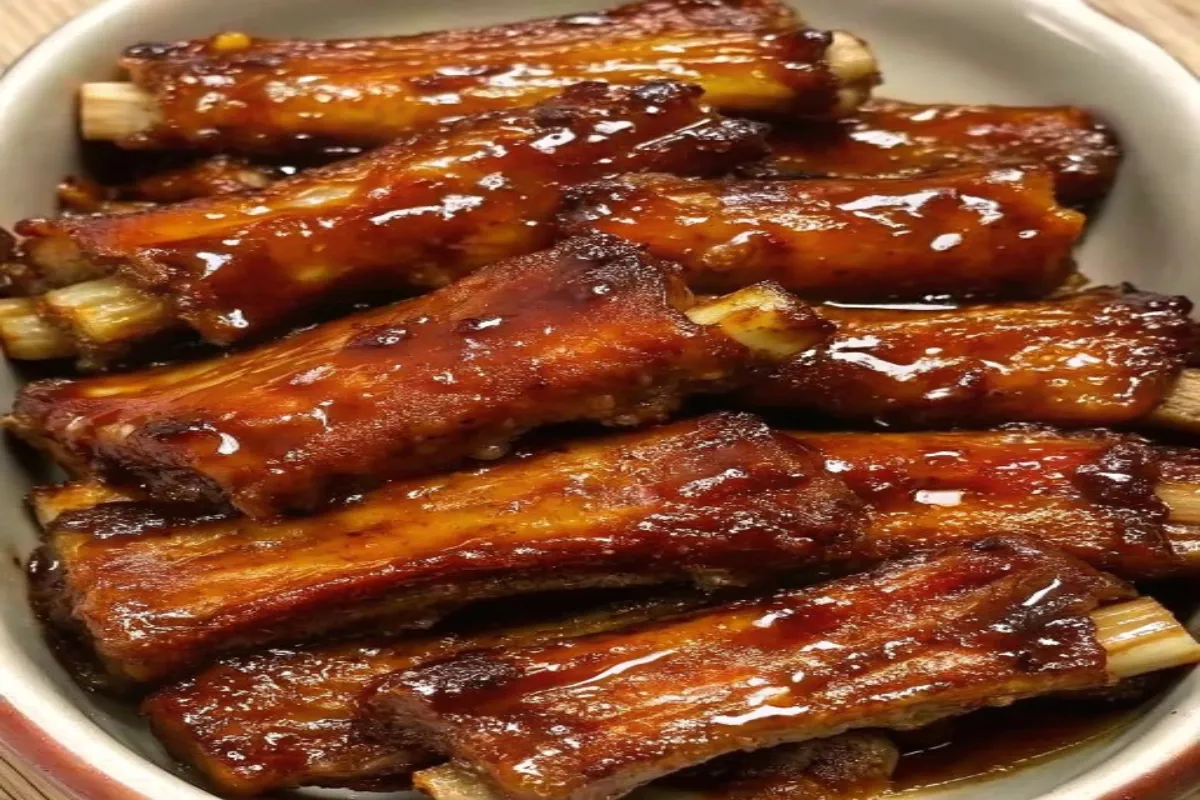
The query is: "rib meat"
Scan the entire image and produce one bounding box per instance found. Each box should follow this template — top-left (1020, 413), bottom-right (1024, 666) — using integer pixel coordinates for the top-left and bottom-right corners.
top-left (39, 413), bottom-right (861, 681)
top-left (744, 99), bottom-right (1121, 208)
top-left (744, 288), bottom-right (1196, 428)
top-left (142, 595), bottom-right (711, 795)
top-left (10, 234), bottom-right (826, 516)
top-left (365, 537), bottom-right (1133, 800)
top-left (792, 427), bottom-right (1199, 578)
top-left (416, 733), bottom-right (899, 800)
top-left (92, 0), bottom-right (876, 152)
top-left (560, 166), bottom-right (1082, 300)
top-left (23, 81), bottom-right (769, 351)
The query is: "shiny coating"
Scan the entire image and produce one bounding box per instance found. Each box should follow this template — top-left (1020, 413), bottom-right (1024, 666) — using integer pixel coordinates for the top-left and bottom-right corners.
top-left (747, 99), bottom-right (1121, 208)
top-left (795, 427), bottom-right (1195, 577)
top-left (142, 596), bottom-right (708, 795)
top-left (745, 288), bottom-right (1196, 428)
top-left (660, 732), bottom-right (898, 800)
top-left (560, 166), bottom-right (1082, 300)
top-left (43, 413), bottom-right (859, 681)
top-left (11, 235), bottom-right (827, 516)
top-left (366, 537), bottom-right (1131, 800)
top-left (117, 0), bottom-right (848, 152)
top-left (24, 82), bottom-right (768, 344)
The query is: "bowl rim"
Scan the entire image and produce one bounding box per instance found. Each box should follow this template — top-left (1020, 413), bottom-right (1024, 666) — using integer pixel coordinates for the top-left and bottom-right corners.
top-left (0, 0), bottom-right (1198, 798)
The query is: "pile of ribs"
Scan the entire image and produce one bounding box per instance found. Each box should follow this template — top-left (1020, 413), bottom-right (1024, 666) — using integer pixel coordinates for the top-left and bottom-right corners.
top-left (3, 0), bottom-right (1199, 798)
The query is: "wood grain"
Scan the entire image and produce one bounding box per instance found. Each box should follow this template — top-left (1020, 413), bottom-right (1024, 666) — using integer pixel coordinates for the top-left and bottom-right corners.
top-left (0, 1), bottom-right (1195, 799)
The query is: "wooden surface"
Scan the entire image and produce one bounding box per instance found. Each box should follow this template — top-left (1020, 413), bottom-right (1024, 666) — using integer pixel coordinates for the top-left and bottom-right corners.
top-left (0, 1), bottom-right (1195, 799)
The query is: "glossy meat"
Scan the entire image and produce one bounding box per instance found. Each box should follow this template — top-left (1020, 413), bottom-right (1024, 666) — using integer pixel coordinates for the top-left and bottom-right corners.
top-left (366, 537), bottom-right (1132, 800)
top-left (793, 428), bottom-right (1198, 578)
top-left (746, 99), bottom-right (1121, 208)
top-left (652, 732), bottom-right (898, 800)
top-left (41, 413), bottom-right (860, 681)
top-left (26, 81), bottom-right (769, 347)
top-left (744, 288), bottom-right (1197, 428)
top-left (143, 596), bottom-right (710, 795)
top-left (11, 234), bottom-right (825, 516)
top-left (104, 0), bottom-right (874, 151)
top-left (122, 155), bottom-right (286, 202)
top-left (560, 166), bottom-right (1082, 300)
top-left (417, 733), bottom-right (899, 800)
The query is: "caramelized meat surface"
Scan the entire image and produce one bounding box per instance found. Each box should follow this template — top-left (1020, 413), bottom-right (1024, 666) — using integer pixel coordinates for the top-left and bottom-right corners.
top-left (41, 413), bottom-right (860, 681)
top-left (794, 428), bottom-right (1197, 577)
top-left (744, 288), bottom-right (1196, 428)
top-left (560, 166), bottom-right (1082, 300)
top-left (11, 235), bottom-right (825, 516)
top-left (747, 99), bottom-right (1121, 208)
top-left (107, 0), bottom-right (873, 152)
top-left (417, 732), bottom-right (899, 800)
top-left (143, 596), bottom-right (710, 795)
top-left (121, 155), bottom-right (285, 202)
top-left (654, 732), bottom-right (898, 800)
top-left (367, 537), bottom-right (1131, 800)
top-left (27, 82), bottom-right (768, 347)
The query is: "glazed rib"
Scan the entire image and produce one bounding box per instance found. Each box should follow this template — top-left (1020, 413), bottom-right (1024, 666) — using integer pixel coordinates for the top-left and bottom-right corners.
top-left (560, 166), bottom-right (1083, 300)
top-left (367, 537), bottom-right (1199, 800)
top-left (80, 0), bottom-right (877, 152)
top-left (744, 98), bottom-right (1121, 208)
top-left (416, 733), bottom-right (899, 800)
top-left (743, 288), bottom-right (1197, 429)
top-left (141, 595), bottom-right (712, 795)
top-left (9, 234), bottom-right (826, 516)
top-left (38, 413), bottom-right (860, 681)
top-left (792, 428), bottom-right (1200, 578)
top-left (143, 592), bottom-right (890, 796)
top-left (12, 82), bottom-right (768, 361)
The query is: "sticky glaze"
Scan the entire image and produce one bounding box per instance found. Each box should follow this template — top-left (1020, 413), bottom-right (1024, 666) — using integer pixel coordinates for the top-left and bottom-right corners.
top-left (366, 537), bottom-right (1132, 800)
top-left (794, 427), bottom-right (1196, 577)
top-left (747, 99), bottom-right (1122, 208)
top-left (42, 413), bottom-right (859, 681)
top-left (115, 0), bottom-right (854, 152)
top-left (11, 235), bottom-right (824, 516)
top-left (141, 595), bottom-right (709, 795)
top-left (560, 166), bottom-right (1082, 300)
top-left (745, 288), bottom-right (1196, 428)
top-left (22, 81), bottom-right (768, 346)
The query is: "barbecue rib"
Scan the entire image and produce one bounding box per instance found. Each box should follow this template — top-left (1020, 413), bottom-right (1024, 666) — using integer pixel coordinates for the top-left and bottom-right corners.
top-left (141, 595), bottom-right (713, 795)
top-left (792, 427), bottom-right (1200, 578)
top-left (54, 157), bottom-right (285, 216)
top-left (417, 733), bottom-right (899, 800)
top-left (79, 0), bottom-right (878, 152)
top-left (368, 537), bottom-right (1200, 800)
top-left (37, 413), bottom-right (861, 681)
top-left (743, 288), bottom-right (1197, 429)
top-left (10, 82), bottom-right (769, 362)
top-left (560, 166), bottom-right (1082, 300)
top-left (744, 98), bottom-right (1121, 208)
top-left (10, 234), bottom-right (826, 516)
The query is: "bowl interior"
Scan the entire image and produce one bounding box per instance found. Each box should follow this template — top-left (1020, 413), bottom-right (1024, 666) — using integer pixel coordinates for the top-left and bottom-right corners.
top-left (0, 0), bottom-right (1197, 798)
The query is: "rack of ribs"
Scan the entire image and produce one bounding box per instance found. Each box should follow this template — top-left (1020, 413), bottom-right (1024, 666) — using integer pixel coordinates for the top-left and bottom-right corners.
top-left (744, 99), bottom-right (1120, 208)
top-left (33, 413), bottom-right (860, 682)
top-left (8, 234), bottom-right (826, 516)
top-left (4, 81), bottom-right (769, 364)
top-left (366, 537), bottom-right (1200, 800)
top-left (78, 0), bottom-right (878, 153)
top-left (791, 427), bottom-right (1200, 577)
top-left (559, 166), bottom-right (1083, 300)
top-left (743, 287), bottom-right (1199, 430)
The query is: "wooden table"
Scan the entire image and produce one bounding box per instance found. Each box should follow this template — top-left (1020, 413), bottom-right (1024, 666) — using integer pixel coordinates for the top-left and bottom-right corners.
top-left (0, 1), bottom-right (1195, 799)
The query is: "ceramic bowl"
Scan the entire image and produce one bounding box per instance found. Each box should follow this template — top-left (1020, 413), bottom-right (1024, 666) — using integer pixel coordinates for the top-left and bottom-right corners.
top-left (0, 0), bottom-right (1198, 797)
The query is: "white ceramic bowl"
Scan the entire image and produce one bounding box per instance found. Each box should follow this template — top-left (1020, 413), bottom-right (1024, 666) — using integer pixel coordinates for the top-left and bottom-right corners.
top-left (0, 0), bottom-right (1198, 798)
